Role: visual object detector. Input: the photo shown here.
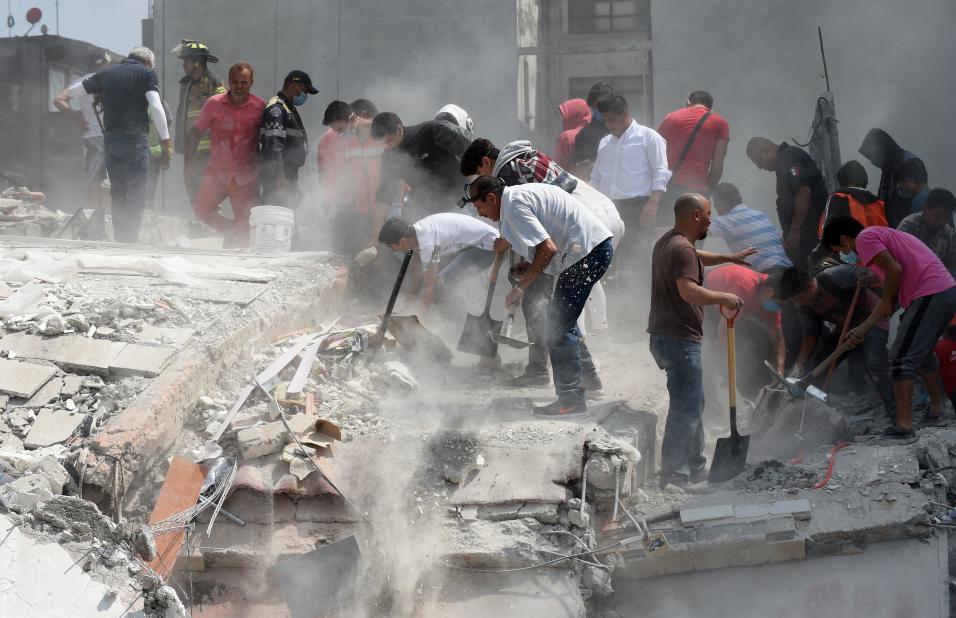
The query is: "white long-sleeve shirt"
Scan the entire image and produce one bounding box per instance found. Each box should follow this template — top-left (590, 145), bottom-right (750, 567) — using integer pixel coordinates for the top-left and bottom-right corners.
top-left (590, 119), bottom-right (670, 200)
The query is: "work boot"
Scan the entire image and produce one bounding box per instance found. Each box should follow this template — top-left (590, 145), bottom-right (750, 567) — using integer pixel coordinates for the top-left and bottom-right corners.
top-left (532, 400), bottom-right (589, 419)
top-left (506, 370), bottom-right (550, 388)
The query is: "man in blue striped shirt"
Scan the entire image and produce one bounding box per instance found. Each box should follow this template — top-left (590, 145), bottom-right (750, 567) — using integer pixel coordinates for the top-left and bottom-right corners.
top-left (709, 182), bottom-right (792, 274)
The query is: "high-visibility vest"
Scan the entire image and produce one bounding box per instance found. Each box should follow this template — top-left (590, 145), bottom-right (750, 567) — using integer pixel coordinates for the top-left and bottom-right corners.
top-left (818, 192), bottom-right (888, 236)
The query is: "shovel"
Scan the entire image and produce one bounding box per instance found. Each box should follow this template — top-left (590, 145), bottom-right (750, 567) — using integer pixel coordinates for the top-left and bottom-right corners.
top-left (369, 250), bottom-right (413, 349)
top-left (492, 306), bottom-right (530, 349)
top-left (709, 307), bottom-right (750, 483)
top-left (456, 252), bottom-right (505, 358)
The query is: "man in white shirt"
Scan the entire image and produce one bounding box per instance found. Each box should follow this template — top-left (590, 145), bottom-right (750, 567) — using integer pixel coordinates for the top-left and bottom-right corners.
top-left (53, 49), bottom-right (111, 215)
top-left (467, 177), bottom-right (614, 418)
top-left (378, 213), bottom-right (505, 312)
top-left (591, 95), bottom-right (670, 298)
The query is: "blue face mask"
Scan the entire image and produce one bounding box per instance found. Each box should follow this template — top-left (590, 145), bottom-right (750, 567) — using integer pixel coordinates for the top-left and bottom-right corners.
top-left (293, 92), bottom-right (308, 106)
top-left (761, 299), bottom-right (782, 312)
top-left (840, 250), bottom-right (859, 264)
top-left (591, 108), bottom-right (603, 123)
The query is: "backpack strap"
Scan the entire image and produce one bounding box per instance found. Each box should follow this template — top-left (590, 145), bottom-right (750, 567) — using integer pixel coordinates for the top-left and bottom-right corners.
top-left (668, 111), bottom-right (711, 187)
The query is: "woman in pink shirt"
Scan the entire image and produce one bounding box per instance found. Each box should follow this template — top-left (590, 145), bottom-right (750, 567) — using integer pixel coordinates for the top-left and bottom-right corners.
top-left (822, 216), bottom-right (956, 437)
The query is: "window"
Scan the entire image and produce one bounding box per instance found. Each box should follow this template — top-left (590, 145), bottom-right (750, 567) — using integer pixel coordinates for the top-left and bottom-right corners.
top-left (568, 0), bottom-right (649, 34)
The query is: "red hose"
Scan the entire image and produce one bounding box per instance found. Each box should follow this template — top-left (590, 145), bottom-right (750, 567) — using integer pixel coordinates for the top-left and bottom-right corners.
top-left (812, 441), bottom-right (851, 489)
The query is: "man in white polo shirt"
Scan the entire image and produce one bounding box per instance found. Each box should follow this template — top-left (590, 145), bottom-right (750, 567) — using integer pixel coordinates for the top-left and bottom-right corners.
top-left (466, 176), bottom-right (614, 418)
top-left (378, 212), bottom-right (504, 312)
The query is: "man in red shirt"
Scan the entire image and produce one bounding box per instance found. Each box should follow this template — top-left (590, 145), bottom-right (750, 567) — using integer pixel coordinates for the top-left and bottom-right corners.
top-left (316, 99), bottom-right (384, 255)
top-left (186, 62), bottom-right (266, 247)
top-left (657, 90), bottom-right (730, 203)
top-left (935, 318), bottom-right (956, 413)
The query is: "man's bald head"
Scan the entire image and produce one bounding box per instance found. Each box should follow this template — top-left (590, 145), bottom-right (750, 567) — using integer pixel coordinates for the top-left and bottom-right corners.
top-left (673, 193), bottom-right (712, 242)
top-left (746, 137), bottom-right (778, 171)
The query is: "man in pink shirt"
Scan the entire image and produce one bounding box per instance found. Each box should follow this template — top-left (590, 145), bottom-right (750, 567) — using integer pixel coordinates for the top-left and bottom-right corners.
top-left (186, 62), bottom-right (266, 246)
top-left (823, 216), bottom-right (956, 437)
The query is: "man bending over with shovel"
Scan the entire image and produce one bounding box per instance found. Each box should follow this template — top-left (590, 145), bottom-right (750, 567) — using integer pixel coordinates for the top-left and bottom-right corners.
top-left (821, 216), bottom-right (956, 438)
top-left (378, 213), bottom-right (507, 313)
top-left (466, 176), bottom-right (612, 418)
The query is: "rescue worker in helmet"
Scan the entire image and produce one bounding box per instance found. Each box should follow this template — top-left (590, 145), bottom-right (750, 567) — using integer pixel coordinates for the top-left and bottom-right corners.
top-left (172, 40), bottom-right (225, 207)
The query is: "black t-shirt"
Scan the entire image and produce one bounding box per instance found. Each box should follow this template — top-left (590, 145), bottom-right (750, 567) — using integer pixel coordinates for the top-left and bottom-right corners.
top-left (774, 142), bottom-right (828, 259)
top-left (83, 59), bottom-right (159, 136)
top-left (573, 118), bottom-right (610, 166)
top-left (375, 120), bottom-right (470, 211)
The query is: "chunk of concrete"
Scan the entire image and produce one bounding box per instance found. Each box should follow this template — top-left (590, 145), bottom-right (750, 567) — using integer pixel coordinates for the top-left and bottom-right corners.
top-left (20, 376), bottom-right (63, 407)
top-left (0, 359), bottom-right (55, 398)
top-left (135, 325), bottom-right (194, 347)
top-left (0, 473), bottom-right (54, 511)
top-left (23, 408), bottom-right (85, 448)
top-left (680, 504), bottom-right (735, 526)
top-left (236, 421), bottom-right (288, 460)
top-left (108, 344), bottom-right (175, 378)
top-left (1, 333), bottom-right (126, 375)
top-left (60, 375), bottom-right (84, 398)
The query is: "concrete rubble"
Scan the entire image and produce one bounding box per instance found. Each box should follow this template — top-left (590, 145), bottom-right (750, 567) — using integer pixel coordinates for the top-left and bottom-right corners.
top-left (0, 236), bottom-right (953, 618)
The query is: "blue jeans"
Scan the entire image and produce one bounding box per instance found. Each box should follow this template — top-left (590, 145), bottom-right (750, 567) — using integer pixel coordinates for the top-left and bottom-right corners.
top-left (650, 333), bottom-right (705, 477)
top-left (104, 133), bottom-right (149, 243)
top-left (548, 239), bottom-right (613, 407)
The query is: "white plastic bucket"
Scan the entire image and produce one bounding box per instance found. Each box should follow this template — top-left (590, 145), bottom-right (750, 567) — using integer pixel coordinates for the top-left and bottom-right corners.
top-left (249, 205), bottom-right (295, 253)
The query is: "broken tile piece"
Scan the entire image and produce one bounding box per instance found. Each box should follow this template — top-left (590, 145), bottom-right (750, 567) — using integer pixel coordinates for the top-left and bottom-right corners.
top-left (23, 408), bottom-right (85, 448)
top-left (0, 359), bottom-right (56, 398)
top-left (679, 504), bottom-right (735, 526)
top-left (109, 344), bottom-right (176, 378)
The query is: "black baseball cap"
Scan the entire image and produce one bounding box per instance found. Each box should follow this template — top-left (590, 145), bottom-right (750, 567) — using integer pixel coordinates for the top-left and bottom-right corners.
top-left (284, 70), bottom-right (319, 94)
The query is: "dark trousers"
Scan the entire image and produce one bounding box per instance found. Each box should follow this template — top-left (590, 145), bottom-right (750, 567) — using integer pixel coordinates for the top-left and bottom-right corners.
top-left (261, 168), bottom-right (301, 209)
top-left (104, 133), bottom-right (149, 243)
top-left (608, 197), bottom-right (654, 297)
top-left (549, 239), bottom-right (613, 406)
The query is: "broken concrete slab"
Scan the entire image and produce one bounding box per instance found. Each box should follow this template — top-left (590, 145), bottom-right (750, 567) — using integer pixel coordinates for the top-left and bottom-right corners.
top-left (19, 376), bottom-right (63, 407)
top-left (134, 325), bottom-right (194, 347)
top-left (0, 359), bottom-right (55, 398)
top-left (192, 519), bottom-right (361, 568)
top-left (236, 421), bottom-right (288, 460)
top-left (108, 344), bottom-right (175, 378)
top-left (23, 408), bottom-right (85, 448)
top-left (435, 569), bottom-right (586, 618)
top-left (0, 513), bottom-right (145, 616)
top-left (449, 421), bottom-right (591, 506)
top-left (0, 473), bottom-right (55, 511)
top-left (680, 504), bottom-right (735, 526)
top-left (441, 519), bottom-right (565, 568)
top-left (0, 332), bottom-right (126, 375)
top-left (60, 374), bottom-right (84, 398)
top-left (477, 502), bottom-right (560, 524)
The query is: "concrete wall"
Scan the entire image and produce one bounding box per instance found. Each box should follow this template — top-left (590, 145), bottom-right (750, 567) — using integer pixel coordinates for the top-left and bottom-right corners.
top-left (611, 537), bottom-right (948, 618)
top-left (151, 0), bottom-right (520, 217)
top-left (650, 0), bottom-right (956, 219)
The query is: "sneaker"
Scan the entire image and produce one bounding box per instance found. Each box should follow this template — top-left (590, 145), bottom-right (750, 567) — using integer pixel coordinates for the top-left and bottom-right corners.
top-left (506, 371), bottom-right (551, 388)
top-left (689, 468), bottom-right (709, 484)
top-left (583, 373), bottom-right (603, 392)
top-left (918, 411), bottom-right (948, 427)
top-left (882, 424), bottom-right (916, 440)
top-left (532, 400), bottom-right (590, 419)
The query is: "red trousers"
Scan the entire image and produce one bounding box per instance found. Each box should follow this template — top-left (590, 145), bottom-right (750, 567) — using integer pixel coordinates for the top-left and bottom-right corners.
top-left (193, 171), bottom-right (259, 247)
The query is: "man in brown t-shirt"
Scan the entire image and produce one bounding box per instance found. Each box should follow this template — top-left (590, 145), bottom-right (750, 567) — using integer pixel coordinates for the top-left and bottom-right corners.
top-left (649, 193), bottom-right (751, 488)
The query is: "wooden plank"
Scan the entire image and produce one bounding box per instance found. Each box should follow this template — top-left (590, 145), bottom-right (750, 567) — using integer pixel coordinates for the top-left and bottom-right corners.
top-left (147, 457), bottom-right (205, 580)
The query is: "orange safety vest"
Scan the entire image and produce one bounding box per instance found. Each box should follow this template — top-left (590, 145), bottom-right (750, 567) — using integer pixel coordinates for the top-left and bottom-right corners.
top-left (818, 192), bottom-right (888, 237)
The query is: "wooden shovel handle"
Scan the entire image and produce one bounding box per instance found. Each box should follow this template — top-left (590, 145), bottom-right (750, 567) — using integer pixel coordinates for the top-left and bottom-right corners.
top-left (823, 283), bottom-right (863, 389)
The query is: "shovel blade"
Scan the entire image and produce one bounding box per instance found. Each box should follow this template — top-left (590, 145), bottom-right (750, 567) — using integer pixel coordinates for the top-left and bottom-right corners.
top-left (457, 312), bottom-right (502, 357)
top-left (708, 433), bottom-right (750, 483)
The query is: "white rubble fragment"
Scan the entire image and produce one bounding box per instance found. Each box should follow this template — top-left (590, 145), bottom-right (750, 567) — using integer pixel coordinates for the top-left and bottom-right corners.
top-left (383, 360), bottom-right (418, 390)
top-left (0, 473), bottom-right (54, 511)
